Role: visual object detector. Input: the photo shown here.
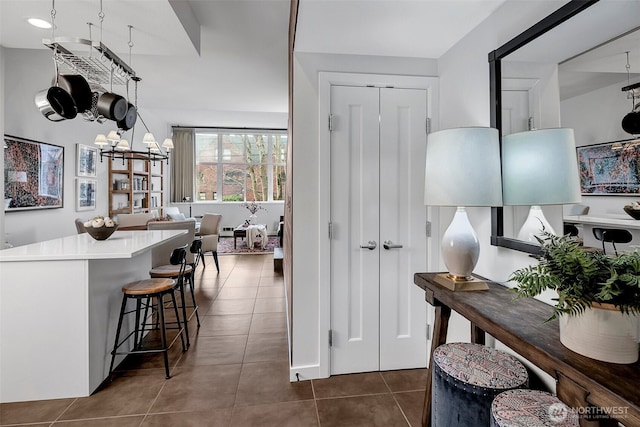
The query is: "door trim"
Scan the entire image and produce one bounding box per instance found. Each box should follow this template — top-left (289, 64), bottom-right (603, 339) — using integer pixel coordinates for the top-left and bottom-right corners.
top-left (318, 72), bottom-right (440, 378)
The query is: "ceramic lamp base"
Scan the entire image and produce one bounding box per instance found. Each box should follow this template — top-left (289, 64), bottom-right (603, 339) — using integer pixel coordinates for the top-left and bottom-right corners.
top-left (517, 205), bottom-right (555, 244)
top-left (441, 207), bottom-right (480, 280)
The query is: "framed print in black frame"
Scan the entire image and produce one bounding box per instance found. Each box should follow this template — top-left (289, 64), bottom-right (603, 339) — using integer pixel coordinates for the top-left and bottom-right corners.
top-left (77, 143), bottom-right (98, 177)
top-left (4, 135), bottom-right (64, 211)
top-left (577, 139), bottom-right (640, 195)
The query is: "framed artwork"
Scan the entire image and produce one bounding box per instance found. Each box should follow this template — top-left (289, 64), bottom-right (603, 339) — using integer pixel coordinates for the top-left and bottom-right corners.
top-left (4, 135), bottom-right (64, 211)
top-left (577, 140), bottom-right (640, 195)
top-left (77, 143), bottom-right (98, 177)
top-left (76, 178), bottom-right (97, 211)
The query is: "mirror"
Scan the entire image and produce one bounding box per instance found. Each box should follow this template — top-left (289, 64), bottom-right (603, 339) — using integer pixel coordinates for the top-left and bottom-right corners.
top-left (489, 0), bottom-right (640, 254)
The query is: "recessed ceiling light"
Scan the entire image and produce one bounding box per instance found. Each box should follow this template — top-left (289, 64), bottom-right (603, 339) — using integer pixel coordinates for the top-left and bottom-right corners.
top-left (27, 18), bottom-right (52, 29)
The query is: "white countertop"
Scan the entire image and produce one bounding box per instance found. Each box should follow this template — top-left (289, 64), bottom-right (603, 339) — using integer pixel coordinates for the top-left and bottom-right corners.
top-left (564, 214), bottom-right (640, 230)
top-left (0, 230), bottom-right (186, 262)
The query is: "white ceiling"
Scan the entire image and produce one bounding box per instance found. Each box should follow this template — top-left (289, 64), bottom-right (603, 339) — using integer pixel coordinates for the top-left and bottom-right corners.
top-left (0, 0), bottom-right (508, 127)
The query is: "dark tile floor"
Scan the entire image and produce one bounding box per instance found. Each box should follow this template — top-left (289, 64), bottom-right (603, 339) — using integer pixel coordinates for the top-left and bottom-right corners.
top-left (0, 254), bottom-right (426, 426)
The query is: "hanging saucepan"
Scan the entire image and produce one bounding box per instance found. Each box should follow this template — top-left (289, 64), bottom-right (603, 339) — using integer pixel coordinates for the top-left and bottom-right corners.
top-left (97, 92), bottom-right (128, 122)
top-left (622, 103), bottom-right (640, 135)
top-left (35, 86), bottom-right (77, 121)
top-left (117, 103), bottom-right (137, 131)
top-left (35, 56), bottom-right (77, 121)
top-left (56, 74), bottom-right (93, 114)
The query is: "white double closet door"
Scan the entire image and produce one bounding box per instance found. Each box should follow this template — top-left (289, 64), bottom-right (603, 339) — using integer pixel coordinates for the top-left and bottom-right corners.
top-left (330, 85), bottom-right (428, 375)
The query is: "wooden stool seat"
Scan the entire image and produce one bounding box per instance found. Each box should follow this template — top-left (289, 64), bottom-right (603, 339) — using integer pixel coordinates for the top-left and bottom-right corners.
top-left (122, 278), bottom-right (175, 295)
top-left (149, 264), bottom-right (193, 278)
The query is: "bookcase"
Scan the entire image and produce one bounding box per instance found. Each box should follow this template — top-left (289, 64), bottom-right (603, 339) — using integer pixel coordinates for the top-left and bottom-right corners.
top-left (108, 155), bottom-right (164, 217)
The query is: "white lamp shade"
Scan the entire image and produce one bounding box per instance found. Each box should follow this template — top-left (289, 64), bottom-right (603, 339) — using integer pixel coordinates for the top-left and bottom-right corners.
top-left (424, 127), bottom-right (503, 206)
top-left (94, 134), bottom-right (108, 147)
top-left (116, 139), bottom-right (130, 151)
top-left (106, 130), bottom-right (121, 142)
top-left (162, 138), bottom-right (174, 150)
top-left (143, 132), bottom-right (156, 146)
top-left (502, 128), bottom-right (581, 205)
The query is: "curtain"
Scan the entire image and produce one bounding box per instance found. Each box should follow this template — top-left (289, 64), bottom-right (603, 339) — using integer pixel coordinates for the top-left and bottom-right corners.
top-left (170, 128), bottom-right (194, 203)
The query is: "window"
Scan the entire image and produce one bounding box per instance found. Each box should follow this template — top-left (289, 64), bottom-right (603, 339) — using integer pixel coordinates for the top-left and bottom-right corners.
top-left (194, 129), bottom-right (287, 202)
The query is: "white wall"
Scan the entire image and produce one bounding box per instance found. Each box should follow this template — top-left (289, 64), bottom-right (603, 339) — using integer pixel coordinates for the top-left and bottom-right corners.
top-left (2, 47), bottom-right (285, 246)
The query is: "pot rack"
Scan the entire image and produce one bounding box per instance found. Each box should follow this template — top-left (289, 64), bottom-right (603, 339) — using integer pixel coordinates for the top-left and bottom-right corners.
top-left (43, 36), bottom-right (137, 86)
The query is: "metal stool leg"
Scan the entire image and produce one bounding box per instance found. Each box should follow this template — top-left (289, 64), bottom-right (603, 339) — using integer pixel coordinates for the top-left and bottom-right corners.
top-left (156, 293), bottom-right (171, 379)
top-left (170, 290), bottom-right (187, 352)
top-left (108, 296), bottom-right (128, 379)
top-left (177, 279), bottom-right (190, 347)
top-left (187, 272), bottom-right (201, 327)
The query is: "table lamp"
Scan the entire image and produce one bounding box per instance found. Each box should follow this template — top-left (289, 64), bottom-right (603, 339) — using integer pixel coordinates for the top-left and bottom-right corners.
top-left (424, 127), bottom-right (503, 290)
top-left (502, 128), bottom-right (581, 244)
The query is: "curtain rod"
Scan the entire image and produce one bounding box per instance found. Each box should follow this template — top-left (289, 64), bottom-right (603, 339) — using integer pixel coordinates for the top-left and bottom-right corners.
top-left (171, 125), bottom-right (287, 131)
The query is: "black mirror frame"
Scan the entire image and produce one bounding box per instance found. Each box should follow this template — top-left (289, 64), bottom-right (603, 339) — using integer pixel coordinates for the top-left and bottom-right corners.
top-left (488, 0), bottom-right (599, 255)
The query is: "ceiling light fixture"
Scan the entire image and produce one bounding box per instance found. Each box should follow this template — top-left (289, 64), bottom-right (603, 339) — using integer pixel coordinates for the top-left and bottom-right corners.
top-left (28, 18), bottom-right (52, 29)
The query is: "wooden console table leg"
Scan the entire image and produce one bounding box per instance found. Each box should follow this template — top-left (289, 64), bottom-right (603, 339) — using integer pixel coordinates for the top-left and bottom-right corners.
top-left (471, 323), bottom-right (485, 345)
top-left (422, 304), bottom-right (451, 427)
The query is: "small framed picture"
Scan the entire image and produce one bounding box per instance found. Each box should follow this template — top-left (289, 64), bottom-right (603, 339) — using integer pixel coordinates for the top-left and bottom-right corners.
top-left (77, 143), bottom-right (98, 177)
top-left (76, 178), bottom-right (97, 211)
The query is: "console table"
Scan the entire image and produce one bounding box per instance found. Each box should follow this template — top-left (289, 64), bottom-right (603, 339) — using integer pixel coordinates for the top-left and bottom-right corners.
top-left (414, 272), bottom-right (640, 427)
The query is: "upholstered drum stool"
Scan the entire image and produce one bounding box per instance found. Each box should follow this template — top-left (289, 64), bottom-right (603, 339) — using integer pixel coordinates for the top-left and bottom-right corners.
top-left (432, 343), bottom-right (529, 427)
top-left (491, 389), bottom-right (579, 426)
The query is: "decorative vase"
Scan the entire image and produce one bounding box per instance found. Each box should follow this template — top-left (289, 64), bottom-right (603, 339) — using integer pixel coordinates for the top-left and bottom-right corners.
top-left (249, 213), bottom-right (257, 224)
top-left (559, 302), bottom-right (639, 364)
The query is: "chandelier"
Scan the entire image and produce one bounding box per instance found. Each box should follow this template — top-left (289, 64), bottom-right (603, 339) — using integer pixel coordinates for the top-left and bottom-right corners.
top-left (94, 113), bottom-right (173, 165)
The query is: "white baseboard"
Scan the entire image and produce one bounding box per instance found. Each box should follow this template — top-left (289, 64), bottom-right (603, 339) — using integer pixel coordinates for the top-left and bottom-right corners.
top-left (289, 364), bottom-right (327, 382)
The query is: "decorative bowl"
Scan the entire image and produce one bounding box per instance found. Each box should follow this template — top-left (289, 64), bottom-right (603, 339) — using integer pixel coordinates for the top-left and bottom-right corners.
top-left (623, 206), bottom-right (640, 220)
top-left (85, 225), bottom-right (119, 240)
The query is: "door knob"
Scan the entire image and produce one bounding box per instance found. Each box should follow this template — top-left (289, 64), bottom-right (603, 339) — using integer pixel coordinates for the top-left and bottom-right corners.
top-left (383, 240), bottom-right (403, 250)
top-left (360, 240), bottom-right (377, 250)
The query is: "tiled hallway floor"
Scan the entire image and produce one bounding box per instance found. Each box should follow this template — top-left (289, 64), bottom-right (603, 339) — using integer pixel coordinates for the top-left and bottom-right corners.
top-left (0, 254), bottom-right (426, 426)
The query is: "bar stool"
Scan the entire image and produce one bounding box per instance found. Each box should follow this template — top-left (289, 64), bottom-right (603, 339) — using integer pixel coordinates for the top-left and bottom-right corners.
top-left (491, 389), bottom-right (579, 426)
top-left (592, 227), bottom-right (632, 256)
top-left (108, 277), bottom-right (186, 380)
top-left (149, 243), bottom-right (200, 347)
top-left (432, 343), bottom-right (529, 427)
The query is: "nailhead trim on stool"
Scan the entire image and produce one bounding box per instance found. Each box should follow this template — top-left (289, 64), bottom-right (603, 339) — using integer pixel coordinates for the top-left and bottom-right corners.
top-left (432, 343), bottom-right (529, 427)
top-left (491, 389), bottom-right (580, 426)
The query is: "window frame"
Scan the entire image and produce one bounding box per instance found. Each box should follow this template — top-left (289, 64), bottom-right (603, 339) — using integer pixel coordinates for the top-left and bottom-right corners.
top-left (194, 128), bottom-right (287, 203)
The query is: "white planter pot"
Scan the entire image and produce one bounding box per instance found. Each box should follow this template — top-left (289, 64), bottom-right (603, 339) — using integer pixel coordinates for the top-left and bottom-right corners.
top-left (559, 303), bottom-right (639, 364)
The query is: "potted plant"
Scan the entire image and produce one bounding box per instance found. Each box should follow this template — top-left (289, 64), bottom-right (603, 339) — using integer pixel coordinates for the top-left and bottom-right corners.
top-left (510, 230), bottom-right (640, 363)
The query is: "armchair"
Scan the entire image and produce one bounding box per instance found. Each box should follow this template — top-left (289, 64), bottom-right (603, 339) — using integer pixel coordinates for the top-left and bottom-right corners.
top-left (198, 213), bottom-right (222, 271)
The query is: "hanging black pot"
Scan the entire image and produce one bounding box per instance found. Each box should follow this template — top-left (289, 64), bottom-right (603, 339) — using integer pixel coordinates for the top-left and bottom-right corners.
top-left (57, 74), bottom-right (92, 114)
top-left (622, 110), bottom-right (640, 135)
top-left (117, 103), bottom-right (137, 131)
top-left (35, 86), bottom-right (77, 121)
top-left (97, 92), bottom-right (128, 121)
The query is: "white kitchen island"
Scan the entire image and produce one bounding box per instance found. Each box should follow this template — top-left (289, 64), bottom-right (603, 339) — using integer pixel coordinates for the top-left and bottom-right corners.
top-left (0, 230), bottom-right (186, 403)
